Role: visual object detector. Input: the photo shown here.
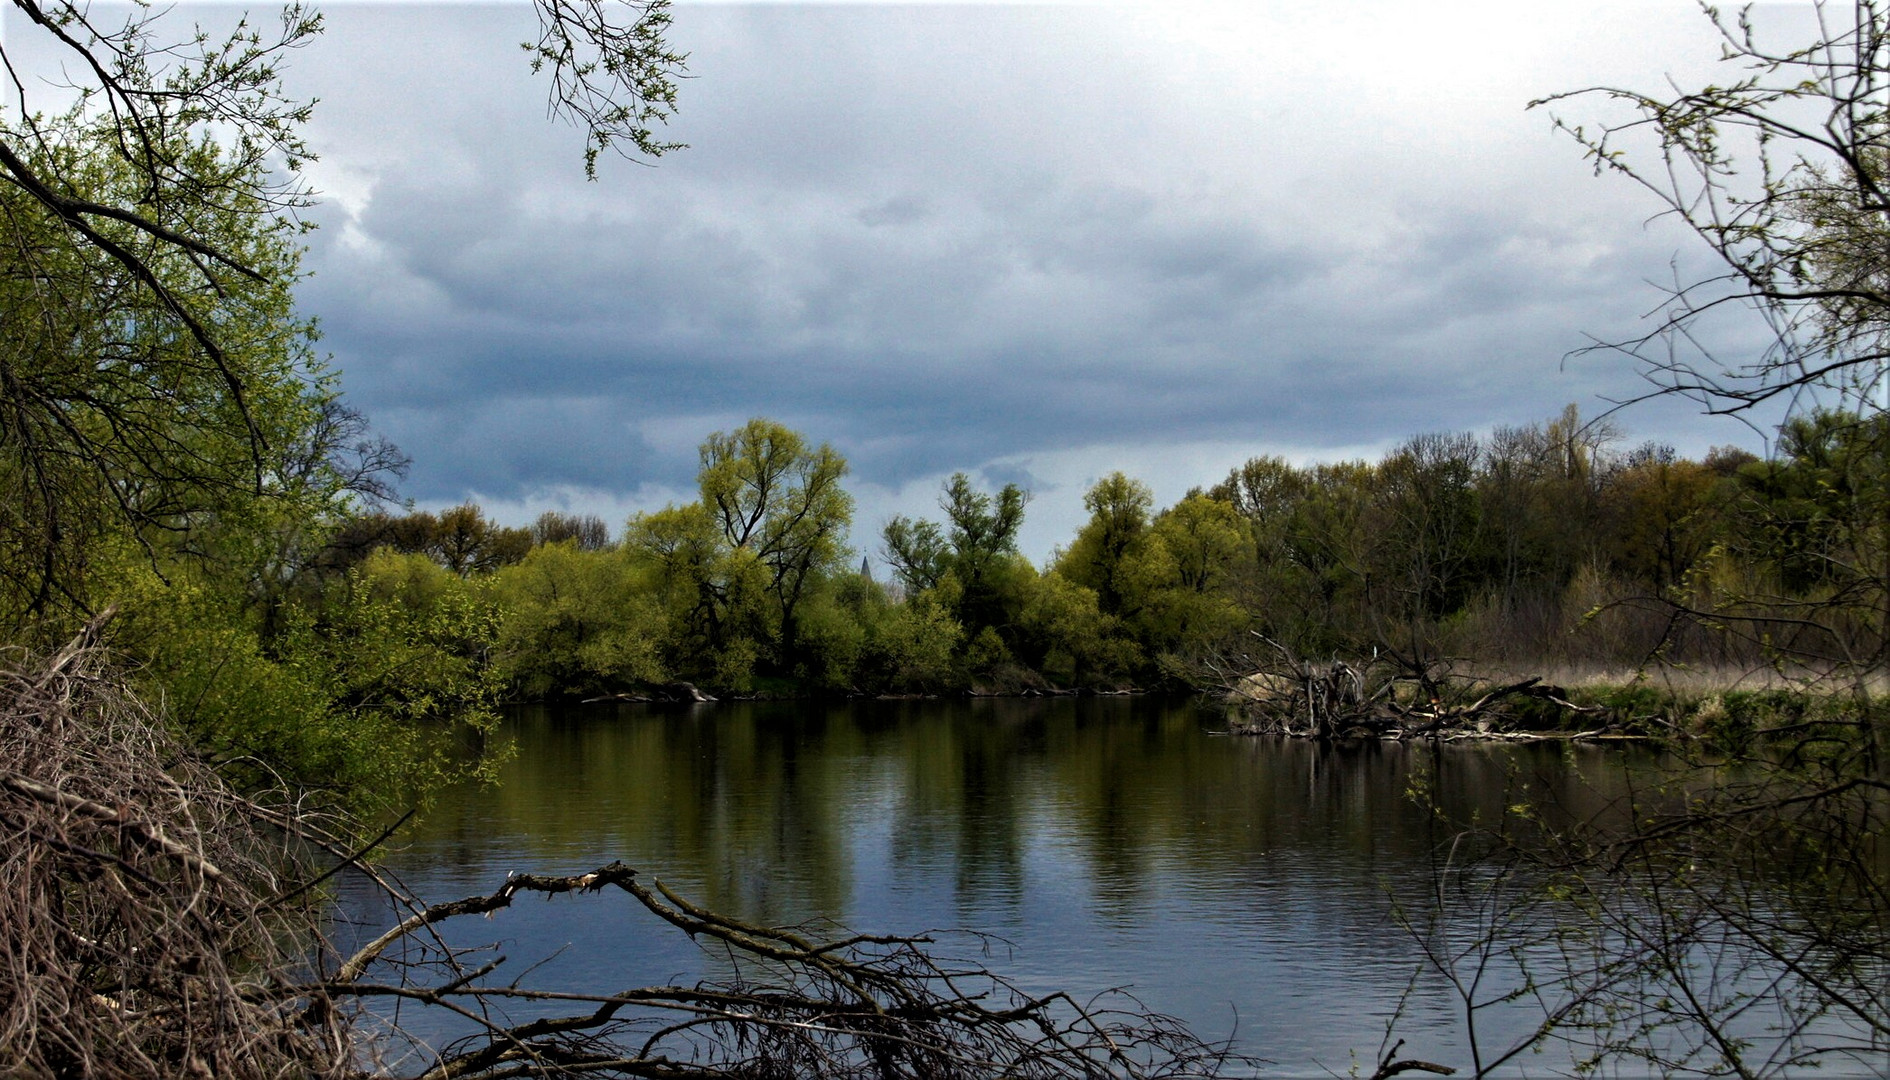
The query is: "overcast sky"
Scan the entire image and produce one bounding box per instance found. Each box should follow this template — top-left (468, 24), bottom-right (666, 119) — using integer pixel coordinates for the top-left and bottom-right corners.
top-left (15, 1), bottom-right (1809, 560)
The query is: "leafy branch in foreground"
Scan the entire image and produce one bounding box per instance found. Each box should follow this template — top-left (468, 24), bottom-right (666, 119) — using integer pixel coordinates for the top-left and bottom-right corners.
top-left (0, 0), bottom-right (685, 624)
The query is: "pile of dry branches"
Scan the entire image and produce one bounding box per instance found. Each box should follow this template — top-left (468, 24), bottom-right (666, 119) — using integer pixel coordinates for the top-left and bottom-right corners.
top-left (2, 621), bottom-right (1241, 1079)
top-left (1210, 635), bottom-right (1613, 741)
top-left (0, 618), bottom-right (355, 1078)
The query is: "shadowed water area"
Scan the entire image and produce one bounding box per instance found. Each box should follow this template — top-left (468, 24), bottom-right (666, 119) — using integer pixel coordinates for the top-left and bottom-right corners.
top-left (333, 697), bottom-right (1682, 1075)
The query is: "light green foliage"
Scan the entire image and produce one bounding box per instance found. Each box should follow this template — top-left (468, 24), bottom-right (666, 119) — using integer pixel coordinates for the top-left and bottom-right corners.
top-left (699, 418), bottom-right (853, 657)
top-left (1016, 568), bottom-right (1135, 685)
top-left (0, 111), bottom-right (499, 817)
top-left (940, 473), bottom-right (1028, 561)
top-left (111, 549), bottom-right (505, 818)
top-left (0, 112), bottom-right (339, 629)
top-left (627, 419), bottom-right (853, 679)
top-left (1534, 2), bottom-right (1890, 412)
top-left (626, 502), bottom-right (722, 580)
top-left (1048, 472), bottom-right (1254, 680)
top-left (625, 501), bottom-right (768, 679)
top-left (492, 542), bottom-right (668, 697)
top-left (712, 638), bottom-right (761, 693)
top-left (1135, 494), bottom-right (1251, 654)
top-left (865, 592), bottom-right (962, 691)
top-left (790, 588), bottom-right (869, 690)
top-left (792, 571), bottom-right (963, 692)
top-left (295, 551), bottom-right (509, 804)
top-left (1152, 494), bottom-right (1250, 596)
top-left (939, 473), bottom-right (1031, 637)
top-left (521, 0), bottom-right (689, 175)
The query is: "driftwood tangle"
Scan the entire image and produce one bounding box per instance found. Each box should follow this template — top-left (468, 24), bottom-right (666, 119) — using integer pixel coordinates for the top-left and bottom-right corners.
top-left (1217, 634), bottom-right (1614, 741)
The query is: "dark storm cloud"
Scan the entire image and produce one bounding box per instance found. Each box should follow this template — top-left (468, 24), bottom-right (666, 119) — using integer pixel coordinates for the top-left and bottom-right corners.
top-left (281, 2), bottom-right (1746, 513)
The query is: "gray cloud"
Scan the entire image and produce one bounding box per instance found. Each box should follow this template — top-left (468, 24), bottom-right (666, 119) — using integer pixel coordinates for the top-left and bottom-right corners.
top-left (276, 2), bottom-right (1764, 526)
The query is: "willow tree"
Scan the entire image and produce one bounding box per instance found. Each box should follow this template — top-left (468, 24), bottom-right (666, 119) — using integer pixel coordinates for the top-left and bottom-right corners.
top-left (627, 419), bottom-right (852, 680)
top-left (1059, 472), bottom-right (1155, 618)
top-left (700, 418), bottom-right (853, 665)
top-left (0, 118), bottom-right (339, 625)
top-left (883, 472), bottom-right (1030, 640)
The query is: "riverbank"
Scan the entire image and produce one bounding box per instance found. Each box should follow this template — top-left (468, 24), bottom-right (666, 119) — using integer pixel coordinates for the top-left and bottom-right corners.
top-left (580, 682), bottom-right (1151, 704)
top-left (1223, 659), bottom-right (1889, 746)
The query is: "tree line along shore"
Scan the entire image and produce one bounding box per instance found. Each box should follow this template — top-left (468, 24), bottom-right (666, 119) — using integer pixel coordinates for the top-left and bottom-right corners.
top-left (81, 400), bottom-right (1874, 810)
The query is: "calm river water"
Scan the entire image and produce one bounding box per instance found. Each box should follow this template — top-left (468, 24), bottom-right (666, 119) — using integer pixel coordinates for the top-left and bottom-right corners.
top-left (333, 697), bottom-right (1673, 1076)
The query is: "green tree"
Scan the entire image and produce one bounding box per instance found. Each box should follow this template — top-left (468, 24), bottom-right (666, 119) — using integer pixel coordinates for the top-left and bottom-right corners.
top-left (0, 116), bottom-right (337, 627)
top-left (110, 548), bottom-right (506, 816)
top-left (699, 418), bottom-right (853, 665)
top-left (491, 542), bottom-right (667, 697)
top-left (1135, 493), bottom-right (1251, 658)
top-left (627, 420), bottom-right (852, 683)
top-left (624, 501), bottom-right (760, 682)
top-left (1013, 568), bottom-right (1134, 686)
top-left (940, 473), bottom-right (1029, 565)
top-left (1211, 456), bottom-right (1377, 652)
top-left (883, 473), bottom-right (1029, 641)
top-left (790, 569), bottom-right (963, 693)
top-left (1057, 473), bottom-right (1155, 617)
top-left (881, 516), bottom-right (951, 594)
top-left (0, 0), bottom-right (686, 620)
